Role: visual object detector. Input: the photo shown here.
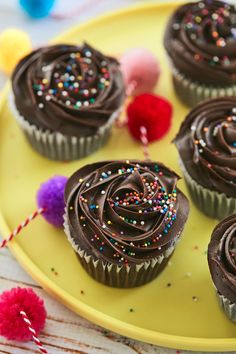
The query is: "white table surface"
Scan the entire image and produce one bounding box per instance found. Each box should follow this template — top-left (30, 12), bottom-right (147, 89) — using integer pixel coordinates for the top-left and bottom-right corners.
top-left (0, 1), bottom-right (234, 353)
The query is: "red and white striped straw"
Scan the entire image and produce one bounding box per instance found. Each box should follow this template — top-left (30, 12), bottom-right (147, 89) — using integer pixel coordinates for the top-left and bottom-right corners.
top-left (20, 311), bottom-right (48, 354)
top-left (140, 126), bottom-right (151, 161)
top-left (116, 80), bottom-right (138, 128)
top-left (0, 208), bottom-right (45, 249)
top-left (125, 80), bottom-right (137, 97)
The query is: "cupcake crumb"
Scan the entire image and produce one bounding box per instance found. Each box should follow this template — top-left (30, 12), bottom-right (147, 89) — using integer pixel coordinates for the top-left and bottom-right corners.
top-left (192, 296), bottom-right (199, 302)
top-left (51, 267), bottom-right (58, 276)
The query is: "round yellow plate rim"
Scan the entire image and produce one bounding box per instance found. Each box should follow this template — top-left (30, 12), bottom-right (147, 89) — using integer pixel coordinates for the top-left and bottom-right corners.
top-left (0, 1), bottom-right (235, 351)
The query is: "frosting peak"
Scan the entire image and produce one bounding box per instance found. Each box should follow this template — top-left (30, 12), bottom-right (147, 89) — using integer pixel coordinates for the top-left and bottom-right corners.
top-left (164, 0), bottom-right (236, 85)
top-left (208, 214), bottom-right (236, 303)
top-left (65, 160), bottom-right (189, 265)
top-left (174, 97), bottom-right (236, 197)
top-left (12, 43), bottom-right (125, 138)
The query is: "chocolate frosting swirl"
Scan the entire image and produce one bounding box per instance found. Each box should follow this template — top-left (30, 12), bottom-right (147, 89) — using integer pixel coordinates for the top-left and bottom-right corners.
top-left (65, 160), bottom-right (189, 265)
top-left (12, 43), bottom-right (125, 138)
top-left (208, 214), bottom-right (236, 303)
top-left (164, 0), bottom-right (236, 85)
top-left (174, 97), bottom-right (236, 197)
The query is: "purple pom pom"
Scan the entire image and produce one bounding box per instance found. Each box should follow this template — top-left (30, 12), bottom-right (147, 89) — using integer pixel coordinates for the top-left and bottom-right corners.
top-left (37, 175), bottom-right (68, 228)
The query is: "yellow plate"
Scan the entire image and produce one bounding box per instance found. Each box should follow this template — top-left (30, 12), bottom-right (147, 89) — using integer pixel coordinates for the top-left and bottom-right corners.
top-left (0, 1), bottom-right (235, 351)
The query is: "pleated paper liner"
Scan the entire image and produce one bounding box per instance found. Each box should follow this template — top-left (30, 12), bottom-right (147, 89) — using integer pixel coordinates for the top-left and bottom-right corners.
top-left (9, 91), bottom-right (120, 161)
top-left (218, 293), bottom-right (236, 323)
top-left (171, 65), bottom-right (236, 108)
top-left (64, 214), bottom-right (182, 288)
top-left (179, 159), bottom-right (236, 220)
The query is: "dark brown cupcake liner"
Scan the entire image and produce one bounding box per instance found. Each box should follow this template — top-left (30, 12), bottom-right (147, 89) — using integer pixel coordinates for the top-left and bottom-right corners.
top-left (64, 215), bottom-right (181, 288)
top-left (179, 159), bottom-right (236, 220)
top-left (9, 91), bottom-right (120, 161)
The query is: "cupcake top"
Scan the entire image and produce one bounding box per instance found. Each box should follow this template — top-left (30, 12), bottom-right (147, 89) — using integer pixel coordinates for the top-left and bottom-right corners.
top-left (208, 214), bottom-right (236, 303)
top-left (164, 0), bottom-right (236, 86)
top-left (12, 43), bottom-right (125, 138)
top-left (174, 97), bottom-right (236, 197)
top-left (65, 160), bottom-right (189, 265)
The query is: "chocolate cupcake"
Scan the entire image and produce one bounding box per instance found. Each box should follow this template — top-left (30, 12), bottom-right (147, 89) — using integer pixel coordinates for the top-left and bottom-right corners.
top-left (174, 97), bottom-right (236, 219)
top-left (164, 0), bottom-right (236, 107)
top-left (10, 43), bottom-right (125, 161)
top-left (64, 160), bottom-right (189, 288)
top-left (208, 214), bottom-right (236, 322)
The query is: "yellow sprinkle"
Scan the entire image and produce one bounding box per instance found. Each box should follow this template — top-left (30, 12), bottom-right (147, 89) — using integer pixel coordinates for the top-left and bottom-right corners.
top-left (195, 16), bottom-right (202, 23)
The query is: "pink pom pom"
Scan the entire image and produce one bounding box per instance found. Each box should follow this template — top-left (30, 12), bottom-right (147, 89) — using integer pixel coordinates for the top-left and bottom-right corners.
top-left (0, 287), bottom-right (46, 342)
top-left (120, 48), bottom-right (161, 96)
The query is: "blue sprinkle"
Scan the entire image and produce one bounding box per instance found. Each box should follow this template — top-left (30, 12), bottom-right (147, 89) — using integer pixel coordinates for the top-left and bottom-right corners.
top-left (102, 172), bottom-right (108, 178)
